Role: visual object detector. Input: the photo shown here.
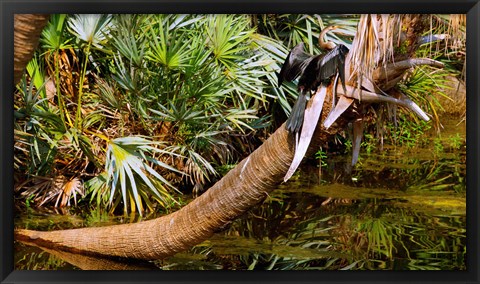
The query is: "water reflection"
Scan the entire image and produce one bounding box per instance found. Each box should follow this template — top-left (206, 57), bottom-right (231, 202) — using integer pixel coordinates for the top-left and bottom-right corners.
top-left (159, 148), bottom-right (466, 270)
top-left (15, 144), bottom-right (466, 270)
top-left (15, 241), bottom-right (159, 270)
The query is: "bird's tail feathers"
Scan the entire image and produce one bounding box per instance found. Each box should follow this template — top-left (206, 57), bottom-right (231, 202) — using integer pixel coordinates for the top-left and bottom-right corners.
top-left (286, 93), bottom-right (307, 134)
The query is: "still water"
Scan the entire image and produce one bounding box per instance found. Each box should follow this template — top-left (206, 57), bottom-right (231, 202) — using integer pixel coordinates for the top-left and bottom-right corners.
top-left (14, 121), bottom-right (466, 270)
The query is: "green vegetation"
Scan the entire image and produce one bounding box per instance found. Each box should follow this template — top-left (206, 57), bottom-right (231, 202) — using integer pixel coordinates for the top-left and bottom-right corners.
top-left (13, 14), bottom-right (466, 271)
top-left (15, 146), bottom-right (466, 270)
top-left (314, 148), bottom-right (328, 168)
top-left (14, 14), bottom-right (465, 218)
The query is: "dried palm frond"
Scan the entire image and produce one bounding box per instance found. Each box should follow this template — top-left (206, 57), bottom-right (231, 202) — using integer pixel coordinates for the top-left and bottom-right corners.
top-left (347, 14), bottom-right (379, 88)
top-left (347, 14), bottom-right (404, 90)
top-left (446, 14), bottom-right (466, 43)
top-left (55, 177), bottom-right (85, 207)
top-left (15, 175), bottom-right (84, 207)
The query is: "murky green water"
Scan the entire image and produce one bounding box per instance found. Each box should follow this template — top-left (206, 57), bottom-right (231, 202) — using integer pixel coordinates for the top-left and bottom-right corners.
top-left (14, 119), bottom-right (466, 270)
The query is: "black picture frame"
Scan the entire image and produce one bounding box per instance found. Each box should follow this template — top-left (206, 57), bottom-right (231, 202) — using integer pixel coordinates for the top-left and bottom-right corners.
top-left (1, 1), bottom-right (479, 283)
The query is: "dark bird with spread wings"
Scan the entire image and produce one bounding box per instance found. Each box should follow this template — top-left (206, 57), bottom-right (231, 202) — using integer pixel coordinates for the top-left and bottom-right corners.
top-left (278, 26), bottom-right (431, 182)
top-left (278, 27), bottom-right (349, 135)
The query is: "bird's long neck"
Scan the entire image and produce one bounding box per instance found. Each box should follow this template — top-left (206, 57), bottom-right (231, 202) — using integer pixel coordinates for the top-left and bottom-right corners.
top-left (319, 26), bottom-right (338, 51)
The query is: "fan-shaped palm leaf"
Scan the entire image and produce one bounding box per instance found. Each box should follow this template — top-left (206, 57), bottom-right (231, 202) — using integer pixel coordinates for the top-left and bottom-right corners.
top-left (146, 17), bottom-right (191, 69)
top-left (104, 136), bottom-right (183, 215)
top-left (55, 177), bottom-right (85, 207)
top-left (41, 14), bottom-right (72, 51)
top-left (68, 14), bottom-right (112, 48)
top-left (110, 14), bottom-right (146, 68)
top-left (205, 15), bottom-right (252, 71)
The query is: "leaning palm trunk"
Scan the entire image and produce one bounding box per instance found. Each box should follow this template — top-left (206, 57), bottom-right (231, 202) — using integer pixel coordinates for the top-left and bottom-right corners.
top-left (16, 14), bottom-right (450, 261)
top-left (16, 110), bottom-right (342, 260)
top-left (13, 14), bottom-right (50, 85)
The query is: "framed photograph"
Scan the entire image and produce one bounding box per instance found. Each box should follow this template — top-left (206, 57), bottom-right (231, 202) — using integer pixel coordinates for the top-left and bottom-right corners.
top-left (2, 1), bottom-right (478, 283)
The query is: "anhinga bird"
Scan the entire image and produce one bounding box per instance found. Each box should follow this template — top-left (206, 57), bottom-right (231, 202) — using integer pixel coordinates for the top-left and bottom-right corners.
top-left (278, 26), bottom-right (349, 135)
top-left (279, 25), bottom-right (434, 182)
top-left (278, 26), bottom-right (349, 181)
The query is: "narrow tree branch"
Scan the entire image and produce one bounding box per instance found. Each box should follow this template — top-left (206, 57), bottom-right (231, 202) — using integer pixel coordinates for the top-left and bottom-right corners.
top-left (374, 58), bottom-right (445, 81)
top-left (335, 84), bottom-right (430, 121)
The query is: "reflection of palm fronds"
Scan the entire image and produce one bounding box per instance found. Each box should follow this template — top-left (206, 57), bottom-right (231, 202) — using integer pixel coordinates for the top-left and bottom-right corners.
top-left (358, 218), bottom-right (395, 259)
top-left (15, 247), bottom-right (68, 270)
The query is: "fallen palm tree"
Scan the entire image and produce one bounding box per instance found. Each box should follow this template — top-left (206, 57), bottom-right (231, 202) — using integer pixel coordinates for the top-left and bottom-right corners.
top-left (15, 14), bottom-right (456, 261)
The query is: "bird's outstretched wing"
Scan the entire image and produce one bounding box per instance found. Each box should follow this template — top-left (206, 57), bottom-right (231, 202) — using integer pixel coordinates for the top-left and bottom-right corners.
top-left (283, 44), bottom-right (350, 182)
top-left (317, 44), bottom-right (348, 90)
top-left (277, 42), bottom-right (312, 86)
top-left (296, 44), bottom-right (348, 93)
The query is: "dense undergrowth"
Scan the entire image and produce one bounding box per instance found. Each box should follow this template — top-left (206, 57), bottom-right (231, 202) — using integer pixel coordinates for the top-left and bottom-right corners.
top-left (14, 14), bottom-right (465, 215)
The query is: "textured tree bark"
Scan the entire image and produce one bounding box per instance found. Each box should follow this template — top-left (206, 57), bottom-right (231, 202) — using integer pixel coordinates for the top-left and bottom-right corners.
top-left (13, 12), bottom-right (347, 262)
top-left (16, 99), bottom-right (346, 260)
top-left (13, 14), bottom-right (50, 85)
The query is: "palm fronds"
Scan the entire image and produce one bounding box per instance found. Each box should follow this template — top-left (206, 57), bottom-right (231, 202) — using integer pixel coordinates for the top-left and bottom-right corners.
top-left (100, 136), bottom-right (183, 215)
top-left (205, 15), bottom-right (252, 71)
top-left (146, 18), bottom-right (191, 69)
top-left (40, 14), bottom-right (72, 51)
top-left (14, 13), bottom-right (465, 215)
top-left (15, 175), bottom-right (85, 207)
top-left (68, 14), bottom-right (112, 48)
